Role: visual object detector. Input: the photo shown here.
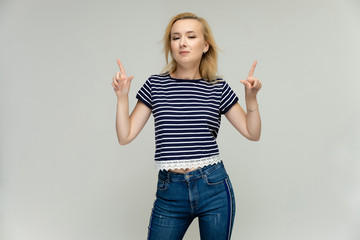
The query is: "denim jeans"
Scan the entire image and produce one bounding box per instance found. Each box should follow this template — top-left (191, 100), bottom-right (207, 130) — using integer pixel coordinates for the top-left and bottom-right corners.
top-left (147, 161), bottom-right (236, 240)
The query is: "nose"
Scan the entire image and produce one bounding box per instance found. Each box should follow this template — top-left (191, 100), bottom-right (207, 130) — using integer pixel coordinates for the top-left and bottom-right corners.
top-left (179, 36), bottom-right (187, 47)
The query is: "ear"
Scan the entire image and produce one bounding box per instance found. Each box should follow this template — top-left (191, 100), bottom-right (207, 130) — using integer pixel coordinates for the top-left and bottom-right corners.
top-left (204, 41), bottom-right (209, 53)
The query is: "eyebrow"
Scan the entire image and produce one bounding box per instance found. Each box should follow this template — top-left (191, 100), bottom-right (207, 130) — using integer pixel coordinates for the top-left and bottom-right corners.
top-left (171, 31), bottom-right (197, 35)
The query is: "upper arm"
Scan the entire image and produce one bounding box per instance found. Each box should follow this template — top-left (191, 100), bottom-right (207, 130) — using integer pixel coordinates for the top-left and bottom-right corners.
top-left (224, 102), bottom-right (252, 140)
top-left (127, 100), bottom-right (152, 143)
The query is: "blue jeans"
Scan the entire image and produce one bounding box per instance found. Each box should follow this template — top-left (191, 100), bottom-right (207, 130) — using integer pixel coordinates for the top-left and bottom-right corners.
top-left (147, 162), bottom-right (236, 240)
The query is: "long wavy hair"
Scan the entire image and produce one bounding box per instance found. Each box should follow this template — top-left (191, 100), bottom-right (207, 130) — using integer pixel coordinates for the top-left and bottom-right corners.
top-left (162, 13), bottom-right (219, 82)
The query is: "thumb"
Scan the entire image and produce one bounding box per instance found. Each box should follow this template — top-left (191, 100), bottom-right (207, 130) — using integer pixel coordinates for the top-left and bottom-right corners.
top-left (128, 75), bottom-right (134, 82)
top-left (240, 80), bottom-right (251, 89)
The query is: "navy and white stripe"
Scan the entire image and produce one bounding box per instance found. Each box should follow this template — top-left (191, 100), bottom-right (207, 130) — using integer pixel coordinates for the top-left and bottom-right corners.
top-left (136, 74), bottom-right (238, 170)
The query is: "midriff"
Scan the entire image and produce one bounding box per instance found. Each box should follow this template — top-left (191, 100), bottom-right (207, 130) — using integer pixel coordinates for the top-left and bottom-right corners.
top-left (169, 167), bottom-right (200, 173)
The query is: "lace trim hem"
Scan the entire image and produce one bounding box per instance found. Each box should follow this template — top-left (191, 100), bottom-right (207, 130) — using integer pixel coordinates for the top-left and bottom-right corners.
top-left (155, 155), bottom-right (222, 171)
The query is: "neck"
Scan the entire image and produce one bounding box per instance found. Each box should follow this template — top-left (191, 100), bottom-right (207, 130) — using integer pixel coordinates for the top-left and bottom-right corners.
top-left (171, 65), bottom-right (201, 80)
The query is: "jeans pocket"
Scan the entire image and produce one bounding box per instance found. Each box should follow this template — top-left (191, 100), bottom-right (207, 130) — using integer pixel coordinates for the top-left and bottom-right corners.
top-left (157, 179), bottom-right (168, 190)
top-left (204, 168), bottom-right (227, 186)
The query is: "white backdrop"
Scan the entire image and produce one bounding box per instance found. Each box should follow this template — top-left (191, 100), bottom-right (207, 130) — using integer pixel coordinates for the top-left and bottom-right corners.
top-left (1, 0), bottom-right (359, 239)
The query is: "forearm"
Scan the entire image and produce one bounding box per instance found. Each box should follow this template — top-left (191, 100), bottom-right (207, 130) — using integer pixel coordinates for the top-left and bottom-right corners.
top-left (115, 95), bottom-right (131, 145)
top-left (245, 96), bottom-right (261, 141)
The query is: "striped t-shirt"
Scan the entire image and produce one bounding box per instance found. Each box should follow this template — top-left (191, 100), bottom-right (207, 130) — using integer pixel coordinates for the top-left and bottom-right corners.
top-left (136, 74), bottom-right (238, 171)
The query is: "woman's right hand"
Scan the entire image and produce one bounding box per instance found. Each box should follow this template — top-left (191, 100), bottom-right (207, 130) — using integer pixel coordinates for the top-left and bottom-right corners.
top-left (111, 59), bottom-right (134, 98)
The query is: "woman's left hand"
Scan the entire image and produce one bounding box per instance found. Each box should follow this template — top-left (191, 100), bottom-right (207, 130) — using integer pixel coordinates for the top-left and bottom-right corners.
top-left (240, 60), bottom-right (262, 98)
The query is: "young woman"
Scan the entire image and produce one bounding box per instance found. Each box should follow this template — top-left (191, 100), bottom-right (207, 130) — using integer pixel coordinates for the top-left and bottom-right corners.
top-left (112, 12), bottom-right (262, 240)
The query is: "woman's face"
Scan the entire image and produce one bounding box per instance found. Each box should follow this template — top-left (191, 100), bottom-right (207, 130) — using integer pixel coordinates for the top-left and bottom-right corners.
top-left (170, 19), bottom-right (209, 68)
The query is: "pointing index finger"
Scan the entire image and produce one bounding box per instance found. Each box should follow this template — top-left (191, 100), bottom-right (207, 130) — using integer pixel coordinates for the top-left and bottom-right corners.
top-left (248, 60), bottom-right (257, 77)
top-left (116, 59), bottom-right (126, 75)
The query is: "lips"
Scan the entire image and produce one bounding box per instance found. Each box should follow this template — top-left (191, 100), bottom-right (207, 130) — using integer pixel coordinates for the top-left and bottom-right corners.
top-left (179, 51), bottom-right (190, 55)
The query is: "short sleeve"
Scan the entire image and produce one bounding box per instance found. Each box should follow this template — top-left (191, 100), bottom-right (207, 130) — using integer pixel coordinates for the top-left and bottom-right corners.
top-left (136, 77), bottom-right (152, 109)
top-left (220, 81), bottom-right (239, 114)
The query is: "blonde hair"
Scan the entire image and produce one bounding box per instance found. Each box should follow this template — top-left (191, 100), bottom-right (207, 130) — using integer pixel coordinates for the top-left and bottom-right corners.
top-left (162, 12), bottom-right (219, 82)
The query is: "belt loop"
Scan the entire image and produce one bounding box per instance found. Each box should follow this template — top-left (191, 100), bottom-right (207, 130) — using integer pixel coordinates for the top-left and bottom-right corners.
top-left (167, 171), bottom-right (171, 183)
top-left (199, 167), bottom-right (205, 179)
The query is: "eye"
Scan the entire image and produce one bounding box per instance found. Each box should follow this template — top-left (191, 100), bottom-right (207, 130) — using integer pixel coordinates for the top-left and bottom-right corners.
top-left (172, 36), bottom-right (180, 40)
top-left (188, 35), bottom-right (196, 39)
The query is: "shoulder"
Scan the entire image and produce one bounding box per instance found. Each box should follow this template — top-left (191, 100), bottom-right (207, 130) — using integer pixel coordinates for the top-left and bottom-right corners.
top-left (213, 78), bottom-right (238, 96)
top-left (144, 74), bottom-right (170, 84)
top-left (211, 77), bottom-right (227, 88)
top-left (215, 78), bottom-right (235, 88)
top-left (148, 73), bottom-right (170, 80)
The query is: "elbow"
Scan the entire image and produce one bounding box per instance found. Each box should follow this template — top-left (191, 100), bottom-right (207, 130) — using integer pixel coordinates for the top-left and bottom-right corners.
top-left (247, 134), bottom-right (261, 142)
top-left (118, 141), bottom-right (128, 146)
top-left (118, 138), bottom-right (131, 146)
top-left (246, 128), bottom-right (261, 141)
top-left (251, 137), bottom-right (260, 142)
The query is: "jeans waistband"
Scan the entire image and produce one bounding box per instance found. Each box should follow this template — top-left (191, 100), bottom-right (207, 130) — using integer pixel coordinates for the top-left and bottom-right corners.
top-left (158, 161), bottom-right (224, 182)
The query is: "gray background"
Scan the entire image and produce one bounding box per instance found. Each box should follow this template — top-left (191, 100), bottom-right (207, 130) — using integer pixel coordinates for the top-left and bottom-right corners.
top-left (1, 0), bottom-right (359, 239)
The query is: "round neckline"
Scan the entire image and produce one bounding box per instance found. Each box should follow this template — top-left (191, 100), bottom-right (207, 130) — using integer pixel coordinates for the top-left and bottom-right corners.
top-left (168, 73), bottom-right (203, 82)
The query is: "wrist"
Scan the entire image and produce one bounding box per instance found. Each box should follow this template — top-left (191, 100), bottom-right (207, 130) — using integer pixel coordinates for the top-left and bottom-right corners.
top-left (247, 105), bottom-right (258, 112)
top-left (245, 96), bottom-right (258, 112)
top-left (117, 94), bottom-right (128, 102)
top-left (245, 94), bottom-right (257, 102)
